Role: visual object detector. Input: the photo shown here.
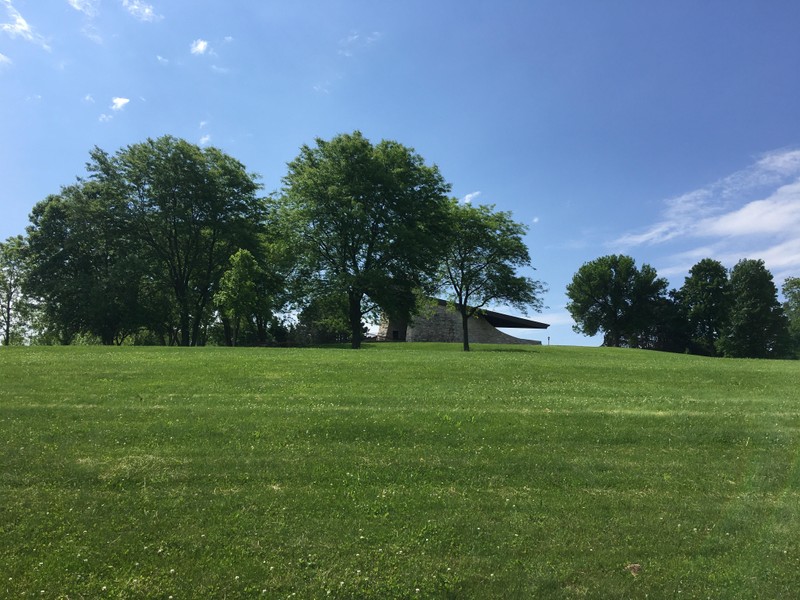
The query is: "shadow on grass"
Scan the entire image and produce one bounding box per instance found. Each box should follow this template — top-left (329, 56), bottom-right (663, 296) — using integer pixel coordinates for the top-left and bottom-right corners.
top-left (473, 346), bottom-right (541, 353)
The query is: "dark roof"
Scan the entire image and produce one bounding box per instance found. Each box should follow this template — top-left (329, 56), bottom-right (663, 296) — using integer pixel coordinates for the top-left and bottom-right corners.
top-left (435, 299), bottom-right (549, 329)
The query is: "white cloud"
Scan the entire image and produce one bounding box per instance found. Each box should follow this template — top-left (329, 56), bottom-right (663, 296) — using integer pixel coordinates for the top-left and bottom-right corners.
top-left (156, 54), bottom-right (168, 64)
top-left (338, 29), bottom-right (382, 57)
top-left (68, 0), bottom-right (98, 16)
top-left (615, 149), bottom-right (800, 249)
top-left (82, 23), bottom-right (103, 44)
top-left (83, 93), bottom-right (94, 103)
top-left (698, 181), bottom-right (800, 238)
top-left (313, 81), bottom-right (331, 94)
top-left (199, 120), bottom-right (208, 128)
top-left (462, 191), bottom-right (481, 204)
top-left (619, 149), bottom-right (800, 280)
top-left (199, 134), bottom-right (211, 145)
top-left (99, 113), bottom-right (112, 122)
top-left (110, 97), bottom-right (129, 111)
top-left (190, 38), bottom-right (208, 55)
top-left (532, 217), bottom-right (540, 224)
top-left (1, 0), bottom-right (51, 51)
top-left (121, 0), bottom-right (161, 22)
top-left (0, 51), bottom-right (11, 66)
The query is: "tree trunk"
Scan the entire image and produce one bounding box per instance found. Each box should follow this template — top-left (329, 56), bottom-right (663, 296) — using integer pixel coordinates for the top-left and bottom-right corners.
top-left (221, 316), bottom-right (233, 347)
top-left (460, 308), bottom-right (470, 352)
top-left (2, 299), bottom-right (10, 346)
top-left (348, 290), bottom-right (363, 349)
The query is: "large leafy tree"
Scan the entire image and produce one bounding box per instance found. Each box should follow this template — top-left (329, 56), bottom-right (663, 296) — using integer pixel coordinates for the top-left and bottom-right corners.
top-left (282, 131), bottom-right (451, 348)
top-left (25, 182), bottom-right (145, 345)
top-left (783, 277), bottom-right (800, 357)
top-left (214, 248), bottom-right (279, 346)
top-left (566, 254), bottom-right (668, 347)
top-left (440, 200), bottom-right (545, 351)
top-left (89, 136), bottom-right (266, 346)
top-left (0, 235), bottom-right (29, 345)
top-left (677, 258), bottom-right (730, 356)
top-left (717, 259), bottom-right (791, 358)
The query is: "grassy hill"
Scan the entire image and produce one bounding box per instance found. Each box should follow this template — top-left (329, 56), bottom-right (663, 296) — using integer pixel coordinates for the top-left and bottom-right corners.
top-left (1, 344), bottom-right (799, 598)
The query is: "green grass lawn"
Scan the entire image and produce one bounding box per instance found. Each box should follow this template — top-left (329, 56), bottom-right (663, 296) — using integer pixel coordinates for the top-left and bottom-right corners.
top-left (1, 344), bottom-right (799, 598)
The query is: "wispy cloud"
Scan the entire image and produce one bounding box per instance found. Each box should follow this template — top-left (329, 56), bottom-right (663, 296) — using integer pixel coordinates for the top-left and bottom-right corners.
top-left (1, 0), bottom-right (51, 51)
top-left (313, 81), bottom-right (331, 94)
top-left (83, 93), bottom-right (94, 103)
top-left (66, 1), bottom-right (103, 42)
top-left (99, 113), bottom-right (113, 122)
top-left (615, 149), bottom-right (800, 248)
top-left (0, 51), bottom-right (11, 66)
top-left (462, 191), bottom-right (481, 204)
top-left (190, 38), bottom-right (209, 55)
top-left (199, 134), bottom-right (211, 146)
top-left (338, 30), bottom-right (382, 57)
top-left (67, 0), bottom-right (98, 17)
top-left (110, 96), bottom-right (129, 111)
top-left (614, 148), bottom-right (800, 279)
top-left (156, 54), bottom-right (168, 64)
top-left (121, 0), bottom-right (161, 22)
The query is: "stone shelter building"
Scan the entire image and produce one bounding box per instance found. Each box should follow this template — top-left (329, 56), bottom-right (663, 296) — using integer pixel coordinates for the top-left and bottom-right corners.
top-left (377, 299), bottom-right (549, 345)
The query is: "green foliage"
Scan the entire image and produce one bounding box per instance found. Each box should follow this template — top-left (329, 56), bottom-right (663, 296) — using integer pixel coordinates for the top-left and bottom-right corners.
top-left (441, 200), bottom-right (545, 351)
top-left (2, 345), bottom-right (800, 597)
top-left (717, 259), bottom-right (792, 358)
top-left (292, 292), bottom-right (357, 345)
top-left (282, 131), bottom-right (451, 348)
top-left (23, 136), bottom-right (273, 347)
top-left (677, 258), bottom-right (730, 356)
top-left (95, 136), bottom-right (267, 346)
top-left (25, 183), bottom-right (145, 345)
top-left (214, 249), bottom-right (276, 346)
top-left (0, 235), bottom-right (29, 345)
top-left (566, 254), bottom-right (668, 347)
top-left (783, 277), bottom-right (800, 356)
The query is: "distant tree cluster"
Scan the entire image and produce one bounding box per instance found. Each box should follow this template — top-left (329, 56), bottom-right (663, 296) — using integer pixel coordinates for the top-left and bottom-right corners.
top-left (566, 255), bottom-right (798, 359)
top-left (1, 132), bottom-right (544, 350)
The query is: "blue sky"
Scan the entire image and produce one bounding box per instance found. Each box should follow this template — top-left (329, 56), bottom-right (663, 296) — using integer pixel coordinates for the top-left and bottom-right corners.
top-left (2, 1), bottom-right (800, 345)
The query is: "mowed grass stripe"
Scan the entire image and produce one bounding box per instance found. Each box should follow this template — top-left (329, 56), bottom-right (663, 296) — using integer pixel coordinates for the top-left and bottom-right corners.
top-left (1, 344), bottom-right (799, 598)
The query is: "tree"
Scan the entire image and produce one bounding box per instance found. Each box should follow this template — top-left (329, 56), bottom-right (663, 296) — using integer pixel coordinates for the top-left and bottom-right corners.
top-left (291, 292), bottom-right (356, 345)
top-left (282, 131), bottom-right (451, 348)
top-left (25, 182), bottom-right (145, 345)
top-left (89, 136), bottom-right (266, 346)
top-left (214, 249), bottom-right (277, 346)
top-left (783, 277), bottom-right (800, 357)
top-left (636, 291), bottom-right (690, 353)
top-left (0, 235), bottom-right (29, 345)
top-left (677, 258), bottom-right (730, 356)
top-left (717, 259), bottom-right (791, 358)
top-left (440, 200), bottom-right (545, 351)
top-left (566, 254), bottom-right (668, 347)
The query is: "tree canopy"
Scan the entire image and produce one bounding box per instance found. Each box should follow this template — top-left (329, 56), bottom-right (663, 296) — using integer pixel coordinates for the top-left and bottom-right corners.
top-left (782, 277), bottom-right (800, 357)
top-left (0, 235), bottom-right (28, 346)
top-left (677, 258), bottom-right (730, 356)
top-left (717, 259), bottom-right (791, 358)
top-left (566, 254), bottom-right (668, 348)
top-left (282, 131), bottom-right (451, 348)
top-left (24, 136), bottom-right (276, 346)
top-left (440, 200), bottom-right (545, 351)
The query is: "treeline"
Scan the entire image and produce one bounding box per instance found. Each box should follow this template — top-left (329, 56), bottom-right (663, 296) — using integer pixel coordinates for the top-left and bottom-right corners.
top-left (567, 254), bottom-right (800, 359)
top-left (0, 133), bottom-right (543, 350)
